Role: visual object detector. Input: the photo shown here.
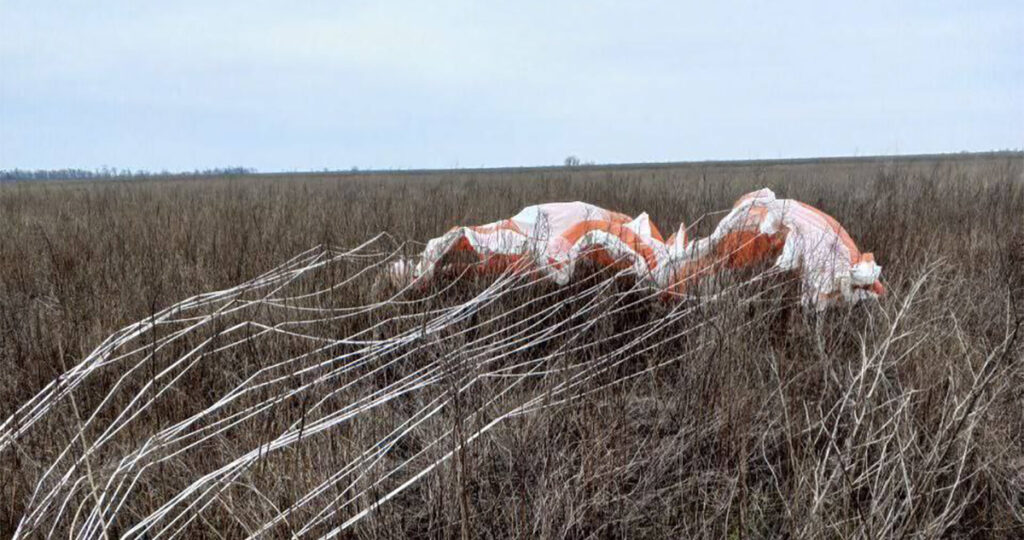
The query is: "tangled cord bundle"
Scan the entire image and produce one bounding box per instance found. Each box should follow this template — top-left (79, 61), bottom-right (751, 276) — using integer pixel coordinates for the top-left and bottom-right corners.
top-left (0, 226), bottom-right (810, 537)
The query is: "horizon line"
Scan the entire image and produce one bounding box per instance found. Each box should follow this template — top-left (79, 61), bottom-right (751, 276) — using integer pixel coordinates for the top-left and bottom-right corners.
top-left (2, 149), bottom-right (1022, 181)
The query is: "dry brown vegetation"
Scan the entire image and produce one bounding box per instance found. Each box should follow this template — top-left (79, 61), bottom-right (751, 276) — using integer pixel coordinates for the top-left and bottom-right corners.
top-left (1, 153), bottom-right (1023, 538)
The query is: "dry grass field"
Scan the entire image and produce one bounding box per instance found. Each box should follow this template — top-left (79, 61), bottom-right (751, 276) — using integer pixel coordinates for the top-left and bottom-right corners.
top-left (1, 152), bottom-right (1023, 538)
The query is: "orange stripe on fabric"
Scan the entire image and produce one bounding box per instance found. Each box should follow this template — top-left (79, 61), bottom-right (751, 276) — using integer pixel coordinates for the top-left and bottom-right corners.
top-left (559, 220), bottom-right (660, 270)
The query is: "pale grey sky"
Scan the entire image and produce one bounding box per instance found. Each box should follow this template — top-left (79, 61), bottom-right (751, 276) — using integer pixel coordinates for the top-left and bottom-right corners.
top-left (1, 1), bottom-right (1021, 171)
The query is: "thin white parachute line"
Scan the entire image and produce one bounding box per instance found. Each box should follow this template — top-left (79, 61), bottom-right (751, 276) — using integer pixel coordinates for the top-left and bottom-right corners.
top-left (112, 264), bottom-right (696, 532)
top-left (16, 244), bottom-right (342, 532)
top-left (144, 261), bottom-right (556, 455)
top-left (307, 301), bottom-right (655, 532)
top-left (249, 239), bottom-right (408, 306)
top-left (513, 282), bottom-right (799, 416)
top-left (121, 262), bottom-right (630, 536)
top-left (290, 270), bottom-right (725, 535)
top-left (270, 261), bottom-right (556, 329)
top-left (54, 266), bottom-right (663, 536)
top-left (99, 262), bottom-right (540, 536)
top-left (309, 270), bottom-right (806, 535)
top-left (251, 389), bottom-right (456, 537)
top-left (21, 296), bottom-right (306, 533)
top-left (289, 296), bottom-right (635, 535)
top-left (19, 299), bottom-right (272, 531)
top-left (314, 274), bottom-right (800, 537)
top-left (133, 365), bottom-right (449, 540)
top-left (0, 241), bottom-right (334, 453)
top-left (10, 237), bottom-right (406, 538)
top-left (118, 262), bottom-right (577, 536)
top-left (145, 243), bottom-right (403, 321)
top-left (97, 280), bottom-right (528, 536)
top-left (265, 269), bottom-right (654, 534)
top-left (7, 217), bottom-right (808, 538)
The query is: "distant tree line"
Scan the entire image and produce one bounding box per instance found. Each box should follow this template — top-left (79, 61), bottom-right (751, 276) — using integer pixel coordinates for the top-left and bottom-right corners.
top-left (0, 167), bottom-right (256, 182)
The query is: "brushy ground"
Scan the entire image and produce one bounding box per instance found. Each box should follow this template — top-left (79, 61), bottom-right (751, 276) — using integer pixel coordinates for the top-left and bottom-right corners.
top-left (1, 153), bottom-right (1023, 538)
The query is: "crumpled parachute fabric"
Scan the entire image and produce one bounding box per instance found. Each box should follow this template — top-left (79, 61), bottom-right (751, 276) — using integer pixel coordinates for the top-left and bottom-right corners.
top-left (400, 188), bottom-right (884, 308)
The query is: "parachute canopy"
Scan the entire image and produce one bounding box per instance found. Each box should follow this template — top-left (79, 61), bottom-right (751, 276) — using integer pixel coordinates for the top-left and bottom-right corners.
top-left (401, 189), bottom-right (884, 308)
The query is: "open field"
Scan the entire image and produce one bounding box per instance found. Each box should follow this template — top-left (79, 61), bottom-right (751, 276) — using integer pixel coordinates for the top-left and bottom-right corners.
top-left (1, 152), bottom-right (1023, 537)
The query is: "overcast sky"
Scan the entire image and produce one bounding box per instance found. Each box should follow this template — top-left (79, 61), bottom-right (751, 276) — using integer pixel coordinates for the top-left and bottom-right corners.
top-left (1, 1), bottom-right (1021, 172)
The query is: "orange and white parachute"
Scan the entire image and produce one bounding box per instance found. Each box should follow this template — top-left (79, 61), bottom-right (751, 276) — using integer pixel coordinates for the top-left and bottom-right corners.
top-left (398, 189), bottom-right (884, 308)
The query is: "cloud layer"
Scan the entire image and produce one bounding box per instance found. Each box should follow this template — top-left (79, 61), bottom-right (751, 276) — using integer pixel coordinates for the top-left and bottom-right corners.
top-left (2, 1), bottom-right (1021, 171)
